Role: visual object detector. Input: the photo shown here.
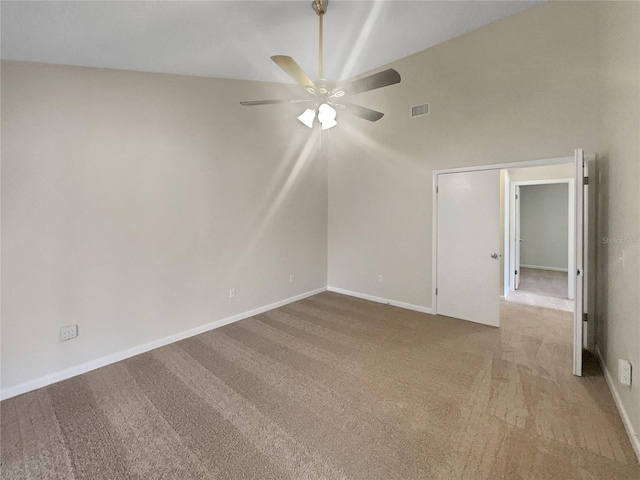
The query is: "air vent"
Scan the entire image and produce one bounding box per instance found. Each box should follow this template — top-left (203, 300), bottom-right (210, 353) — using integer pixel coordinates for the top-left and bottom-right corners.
top-left (411, 103), bottom-right (429, 117)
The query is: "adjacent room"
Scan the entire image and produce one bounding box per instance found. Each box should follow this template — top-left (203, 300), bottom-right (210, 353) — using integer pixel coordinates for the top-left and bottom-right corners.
top-left (2, 1), bottom-right (639, 479)
top-left (503, 163), bottom-right (576, 312)
top-left (518, 184), bottom-right (570, 296)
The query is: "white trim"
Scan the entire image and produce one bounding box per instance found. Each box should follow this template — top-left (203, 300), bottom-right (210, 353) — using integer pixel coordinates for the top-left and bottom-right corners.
top-left (0, 287), bottom-right (327, 401)
top-left (573, 149), bottom-right (584, 376)
top-left (503, 170), bottom-right (511, 298)
top-left (520, 264), bottom-right (569, 272)
top-left (327, 286), bottom-right (435, 315)
top-left (596, 346), bottom-right (640, 463)
top-left (431, 173), bottom-right (439, 314)
top-left (434, 155), bottom-right (574, 175)
top-left (510, 178), bottom-right (574, 186)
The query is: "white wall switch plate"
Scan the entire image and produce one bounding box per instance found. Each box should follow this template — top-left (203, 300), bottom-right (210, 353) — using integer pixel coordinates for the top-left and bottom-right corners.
top-left (229, 288), bottom-right (236, 298)
top-left (378, 275), bottom-right (383, 283)
top-left (289, 274), bottom-right (294, 283)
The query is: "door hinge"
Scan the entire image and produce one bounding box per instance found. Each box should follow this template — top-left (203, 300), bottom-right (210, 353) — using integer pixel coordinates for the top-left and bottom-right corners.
top-left (435, 288), bottom-right (438, 295)
top-left (515, 194), bottom-right (519, 199)
top-left (436, 186), bottom-right (439, 193)
top-left (584, 176), bottom-right (589, 185)
top-left (515, 269), bottom-right (518, 275)
top-left (583, 313), bottom-right (588, 322)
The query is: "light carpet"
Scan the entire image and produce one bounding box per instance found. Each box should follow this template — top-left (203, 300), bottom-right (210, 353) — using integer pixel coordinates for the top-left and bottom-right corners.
top-left (2, 292), bottom-right (638, 479)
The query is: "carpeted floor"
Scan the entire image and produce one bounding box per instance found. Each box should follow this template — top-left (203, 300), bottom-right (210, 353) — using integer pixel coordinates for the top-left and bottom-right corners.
top-left (507, 268), bottom-right (574, 311)
top-left (519, 267), bottom-right (569, 298)
top-left (2, 292), bottom-right (638, 479)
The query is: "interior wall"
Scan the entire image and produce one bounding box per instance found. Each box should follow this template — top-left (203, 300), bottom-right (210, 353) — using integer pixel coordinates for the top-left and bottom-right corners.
top-left (596, 1), bottom-right (640, 452)
top-left (1, 61), bottom-right (328, 391)
top-left (327, 1), bottom-right (601, 308)
top-left (519, 183), bottom-right (569, 270)
top-left (508, 164), bottom-right (575, 183)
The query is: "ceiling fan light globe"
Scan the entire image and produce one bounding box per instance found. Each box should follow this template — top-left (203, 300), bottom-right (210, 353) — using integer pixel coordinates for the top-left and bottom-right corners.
top-left (320, 118), bottom-right (337, 130)
top-left (318, 103), bottom-right (336, 122)
top-left (297, 108), bottom-right (316, 128)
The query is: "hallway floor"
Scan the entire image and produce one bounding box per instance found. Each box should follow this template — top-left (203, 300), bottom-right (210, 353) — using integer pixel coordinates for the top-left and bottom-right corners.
top-left (507, 268), bottom-right (573, 312)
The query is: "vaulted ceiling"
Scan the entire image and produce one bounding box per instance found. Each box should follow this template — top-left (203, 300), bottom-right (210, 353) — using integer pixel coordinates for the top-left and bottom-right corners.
top-left (2, 1), bottom-right (541, 84)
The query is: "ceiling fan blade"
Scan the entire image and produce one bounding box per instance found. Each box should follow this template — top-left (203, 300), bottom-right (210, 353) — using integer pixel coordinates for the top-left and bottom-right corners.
top-left (240, 99), bottom-right (313, 106)
top-left (334, 102), bottom-right (385, 122)
top-left (271, 55), bottom-right (318, 93)
top-left (331, 69), bottom-right (401, 97)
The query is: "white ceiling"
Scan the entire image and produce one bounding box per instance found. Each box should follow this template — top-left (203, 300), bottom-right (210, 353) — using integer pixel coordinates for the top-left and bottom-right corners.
top-left (1, 1), bottom-right (541, 84)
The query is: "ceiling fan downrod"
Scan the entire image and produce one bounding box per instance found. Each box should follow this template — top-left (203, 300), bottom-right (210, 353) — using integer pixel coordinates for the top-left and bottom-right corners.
top-left (312, 0), bottom-right (327, 81)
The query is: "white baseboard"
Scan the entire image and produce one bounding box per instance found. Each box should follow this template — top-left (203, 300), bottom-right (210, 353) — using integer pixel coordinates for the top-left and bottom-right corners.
top-left (327, 286), bottom-right (434, 315)
top-left (520, 264), bottom-right (568, 272)
top-left (0, 287), bottom-right (327, 401)
top-left (596, 346), bottom-right (640, 463)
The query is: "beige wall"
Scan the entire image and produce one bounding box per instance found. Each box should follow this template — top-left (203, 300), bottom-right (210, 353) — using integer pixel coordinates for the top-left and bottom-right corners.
top-left (508, 163), bottom-right (574, 183)
top-left (328, 1), bottom-right (601, 306)
top-left (1, 61), bottom-right (328, 390)
top-left (596, 1), bottom-right (640, 448)
top-left (328, 0), bottom-right (639, 448)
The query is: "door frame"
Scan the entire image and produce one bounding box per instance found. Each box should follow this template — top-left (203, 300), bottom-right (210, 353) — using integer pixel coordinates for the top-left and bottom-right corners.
top-left (515, 184), bottom-right (521, 291)
top-left (431, 149), bottom-right (596, 376)
top-left (432, 155), bottom-right (576, 314)
top-left (433, 152), bottom-right (594, 377)
top-left (506, 178), bottom-right (575, 299)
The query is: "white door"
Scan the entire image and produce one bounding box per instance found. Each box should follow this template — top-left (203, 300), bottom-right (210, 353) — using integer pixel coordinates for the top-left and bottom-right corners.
top-left (573, 148), bottom-right (585, 376)
top-left (436, 169), bottom-right (501, 327)
top-left (515, 185), bottom-right (522, 290)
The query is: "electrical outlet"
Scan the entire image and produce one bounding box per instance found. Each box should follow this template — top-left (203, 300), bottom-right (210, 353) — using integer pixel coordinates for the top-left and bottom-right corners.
top-left (60, 324), bottom-right (78, 342)
top-left (289, 274), bottom-right (294, 283)
top-left (618, 359), bottom-right (632, 386)
top-left (378, 275), bottom-right (383, 283)
top-left (229, 288), bottom-right (236, 299)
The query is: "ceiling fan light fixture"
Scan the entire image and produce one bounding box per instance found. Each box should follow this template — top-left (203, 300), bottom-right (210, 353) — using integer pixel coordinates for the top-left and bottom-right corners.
top-left (239, 1), bottom-right (400, 128)
top-left (318, 103), bottom-right (337, 129)
top-left (298, 108), bottom-right (316, 128)
top-left (321, 117), bottom-right (337, 130)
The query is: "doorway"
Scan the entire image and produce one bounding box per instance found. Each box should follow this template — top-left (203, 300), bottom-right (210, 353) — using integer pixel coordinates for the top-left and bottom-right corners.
top-left (433, 151), bottom-right (594, 376)
top-left (506, 176), bottom-right (575, 312)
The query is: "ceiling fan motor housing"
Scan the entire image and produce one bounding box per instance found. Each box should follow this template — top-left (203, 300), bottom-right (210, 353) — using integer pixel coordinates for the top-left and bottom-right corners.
top-left (312, 1), bottom-right (328, 16)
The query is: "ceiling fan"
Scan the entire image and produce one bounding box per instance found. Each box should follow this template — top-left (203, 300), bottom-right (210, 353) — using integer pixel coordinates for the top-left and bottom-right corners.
top-left (240, 0), bottom-right (401, 129)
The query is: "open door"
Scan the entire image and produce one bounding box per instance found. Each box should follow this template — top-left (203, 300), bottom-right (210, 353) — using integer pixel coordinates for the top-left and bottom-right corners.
top-left (573, 148), bottom-right (589, 376)
top-left (584, 158), bottom-right (596, 352)
top-left (436, 169), bottom-right (501, 327)
top-left (514, 185), bottom-right (522, 290)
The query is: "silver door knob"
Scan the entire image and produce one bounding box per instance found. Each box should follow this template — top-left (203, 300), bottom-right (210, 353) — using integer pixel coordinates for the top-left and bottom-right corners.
top-left (491, 253), bottom-right (498, 259)
top-left (518, 239), bottom-right (525, 242)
